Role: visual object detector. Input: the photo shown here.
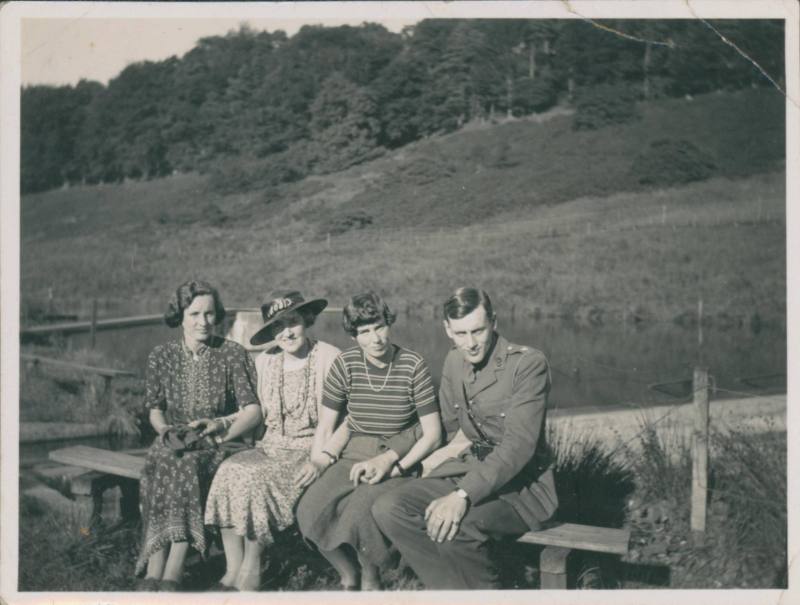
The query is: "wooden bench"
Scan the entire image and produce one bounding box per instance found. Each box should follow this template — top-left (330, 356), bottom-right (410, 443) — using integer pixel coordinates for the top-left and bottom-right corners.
top-left (48, 445), bottom-right (145, 525)
top-left (49, 446), bottom-right (629, 589)
top-left (517, 523), bottom-right (631, 588)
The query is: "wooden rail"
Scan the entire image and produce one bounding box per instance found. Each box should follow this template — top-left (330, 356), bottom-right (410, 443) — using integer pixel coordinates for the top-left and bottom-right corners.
top-left (20, 306), bottom-right (342, 337)
top-left (20, 313), bottom-right (164, 336)
top-left (21, 353), bottom-right (137, 378)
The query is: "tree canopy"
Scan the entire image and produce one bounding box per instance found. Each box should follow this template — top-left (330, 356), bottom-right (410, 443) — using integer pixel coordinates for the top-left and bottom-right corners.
top-left (21, 19), bottom-right (784, 193)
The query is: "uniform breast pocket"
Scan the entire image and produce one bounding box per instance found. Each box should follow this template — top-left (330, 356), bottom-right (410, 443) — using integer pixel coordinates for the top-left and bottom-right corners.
top-left (473, 399), bottom-right (508, 439)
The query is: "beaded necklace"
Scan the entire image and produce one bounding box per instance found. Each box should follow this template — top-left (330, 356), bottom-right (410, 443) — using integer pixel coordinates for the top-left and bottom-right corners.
top-left (278, 339), bottom-right (316, 419)
top-left (363, 348), bottom-right (393, 393)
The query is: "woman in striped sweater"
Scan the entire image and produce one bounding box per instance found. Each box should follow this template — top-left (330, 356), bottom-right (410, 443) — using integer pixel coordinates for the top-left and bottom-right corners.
top-left (296, 291), bottom-right (442, 590)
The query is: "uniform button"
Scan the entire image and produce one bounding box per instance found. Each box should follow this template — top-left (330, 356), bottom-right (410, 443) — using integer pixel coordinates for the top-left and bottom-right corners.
top-left (500, 413), bottom-right (506, 418)
top-left (507, 346), bottom-right (512, 350)
top-left (477, 422), bottom-right (483, 427)
top-left (454, 404), bottom-right (460, 409)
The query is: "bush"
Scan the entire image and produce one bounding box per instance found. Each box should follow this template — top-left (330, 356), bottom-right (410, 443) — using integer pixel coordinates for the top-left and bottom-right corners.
top-left (207, 146), bottom-right (311, 195)
top-left (513, 75), bottom-right (559, 116)
top-left (631, 139), bottom-right (717, 186)
top-left (392, 155), bottom-right (457, 185)
top-left (573, 83), bottom-right (640, 131)
top-left (328, 210), bottom-right (374, 235)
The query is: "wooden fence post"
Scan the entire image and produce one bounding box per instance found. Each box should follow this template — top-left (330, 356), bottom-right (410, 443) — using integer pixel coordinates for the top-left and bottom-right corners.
top-left (691, 366), bottom-right (710, 545)
top-left (90, 299), bottom-right (98, 349)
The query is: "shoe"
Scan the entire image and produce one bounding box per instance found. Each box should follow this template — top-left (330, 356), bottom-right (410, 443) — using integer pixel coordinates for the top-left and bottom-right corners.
top-left (342, 585), bottom-right (360, 591)
top-left (159, 579), bottom-right (180, 591)
top-left (211, 582), bottom-right (238, 592)
top-left (134, 577), bottom-right (160, 591)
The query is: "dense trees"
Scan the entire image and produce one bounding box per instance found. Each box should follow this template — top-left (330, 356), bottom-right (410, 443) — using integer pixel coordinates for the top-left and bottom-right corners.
top-left (21, 19), bottom-right (784, 193)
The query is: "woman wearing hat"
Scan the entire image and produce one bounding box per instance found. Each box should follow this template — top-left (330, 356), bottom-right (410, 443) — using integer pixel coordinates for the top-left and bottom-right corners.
top-left (135, 280), bottom-right (262, 591)
top-left (202, 291), bottom-right (343, 591)
top-left (296, 291), bottom-right (442, 591)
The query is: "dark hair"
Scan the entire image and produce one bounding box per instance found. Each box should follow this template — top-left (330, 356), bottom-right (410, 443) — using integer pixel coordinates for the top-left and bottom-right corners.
top-left (443, 287), bottom-right (495, 321)
top-left (342, 291), bottom-right (396, 337)
top-left (164, 280), bottom-right (226, 328)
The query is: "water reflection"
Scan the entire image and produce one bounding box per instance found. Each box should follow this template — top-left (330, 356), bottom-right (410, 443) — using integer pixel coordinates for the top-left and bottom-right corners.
top-left (69, 312), bottom-right (786, 411)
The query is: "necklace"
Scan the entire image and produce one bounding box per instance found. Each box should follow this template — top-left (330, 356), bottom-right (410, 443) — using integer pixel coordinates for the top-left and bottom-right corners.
top-left (363, 350), bottom-right (393, 393)
top-left (278, 340), bottom-right (315, 418)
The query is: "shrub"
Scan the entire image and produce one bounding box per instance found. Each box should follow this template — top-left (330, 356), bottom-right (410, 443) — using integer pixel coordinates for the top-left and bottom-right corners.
top-left (327, 210), bottom-right (374, 235)
top-left (393, 155), bottom-right (457, 185)
top-left (207, 146), bottom-right (311, 195)
top-left (513, 75), bottom-right (559, 116)
top-left (631, 139), bottom-right (717, 186)
top-left (573, 83), bottom-right (640, 131)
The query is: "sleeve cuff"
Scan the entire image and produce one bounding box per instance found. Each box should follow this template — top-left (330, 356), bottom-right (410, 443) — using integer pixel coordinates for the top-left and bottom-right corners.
top-left (456, 474), bottom-right (491, 504)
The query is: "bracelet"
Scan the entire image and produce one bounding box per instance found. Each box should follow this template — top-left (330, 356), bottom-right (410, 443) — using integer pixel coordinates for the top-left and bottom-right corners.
top-left (393, 460), bottom-right (407, 476)
top-left (321, 450), bottom-right (338, 465)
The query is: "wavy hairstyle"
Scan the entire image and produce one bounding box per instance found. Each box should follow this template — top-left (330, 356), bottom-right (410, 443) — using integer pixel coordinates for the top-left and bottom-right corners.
top-left (164, 280), bottom-right (226, 328)
top-left (342, 291), bottom-right (396, 337)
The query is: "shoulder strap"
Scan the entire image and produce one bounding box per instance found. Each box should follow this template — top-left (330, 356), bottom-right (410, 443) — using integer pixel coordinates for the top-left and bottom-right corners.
top-left (461, 381), bottom-right (496, 446)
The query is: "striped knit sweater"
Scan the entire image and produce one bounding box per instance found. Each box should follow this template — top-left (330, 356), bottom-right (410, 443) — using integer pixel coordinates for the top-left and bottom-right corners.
top-left (321, 345), bottom-right (438, 435)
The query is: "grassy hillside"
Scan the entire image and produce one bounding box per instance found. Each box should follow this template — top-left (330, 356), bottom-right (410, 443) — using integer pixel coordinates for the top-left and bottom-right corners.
top-left (21, 89), bottom-right (785, 323)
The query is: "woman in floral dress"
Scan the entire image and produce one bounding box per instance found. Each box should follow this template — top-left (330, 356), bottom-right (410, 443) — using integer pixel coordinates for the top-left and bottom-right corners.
top-left (203, 291), bottom-right (344, 591)
top-left (135, 280), bottom-right (262, 591)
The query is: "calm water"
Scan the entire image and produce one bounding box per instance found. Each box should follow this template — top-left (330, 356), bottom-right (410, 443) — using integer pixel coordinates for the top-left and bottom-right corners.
top-left (69, 312), bottom-right (786, 412)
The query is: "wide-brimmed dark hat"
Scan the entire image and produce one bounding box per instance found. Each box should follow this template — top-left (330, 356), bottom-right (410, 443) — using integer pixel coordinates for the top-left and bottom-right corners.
top-left (249, 290), bottom-right (328, 346)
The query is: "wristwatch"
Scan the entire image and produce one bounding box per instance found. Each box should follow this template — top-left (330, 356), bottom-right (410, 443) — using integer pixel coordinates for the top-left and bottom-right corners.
top-left (454, 488), bottom-right (471, 504)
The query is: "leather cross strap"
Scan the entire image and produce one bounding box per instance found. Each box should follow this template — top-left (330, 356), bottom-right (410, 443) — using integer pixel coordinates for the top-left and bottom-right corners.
top-left (461, 382), bottom-right (496, 448)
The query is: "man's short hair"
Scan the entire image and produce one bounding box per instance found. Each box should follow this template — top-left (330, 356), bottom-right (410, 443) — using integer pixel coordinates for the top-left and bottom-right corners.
top-left (443, 287), bottom-right (495, 321)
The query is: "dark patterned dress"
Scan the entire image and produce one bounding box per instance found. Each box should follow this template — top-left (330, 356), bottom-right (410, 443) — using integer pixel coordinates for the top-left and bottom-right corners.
top-left (135, 336), bottom-right (259, 575)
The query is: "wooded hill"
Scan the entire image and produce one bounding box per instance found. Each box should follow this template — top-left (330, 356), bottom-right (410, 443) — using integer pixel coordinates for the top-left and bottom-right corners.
top-left (21, 19), bottom-right (783, 194)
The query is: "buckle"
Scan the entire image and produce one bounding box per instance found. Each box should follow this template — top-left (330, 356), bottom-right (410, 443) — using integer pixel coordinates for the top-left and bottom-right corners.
top-left (470, 442), bottom-right (494, 461)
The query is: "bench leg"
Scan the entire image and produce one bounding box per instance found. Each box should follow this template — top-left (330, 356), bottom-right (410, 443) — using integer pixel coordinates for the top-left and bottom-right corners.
top-left (119, 478), bottom-right (140, 521)
top-left (540, 546), bottom-right (571, 589)
top-left (71, 478), bottom-right (103, 528)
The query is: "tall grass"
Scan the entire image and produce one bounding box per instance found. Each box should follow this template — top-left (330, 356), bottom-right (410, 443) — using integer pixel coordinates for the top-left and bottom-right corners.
top-left (624, 424), bottom-right (787, 588)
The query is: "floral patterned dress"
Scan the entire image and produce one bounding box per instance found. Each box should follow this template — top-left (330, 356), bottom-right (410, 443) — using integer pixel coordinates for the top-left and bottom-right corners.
top-left (204, 339), bottom-right (339, 546)
top-left (135, 336), bottom-right (259, 575)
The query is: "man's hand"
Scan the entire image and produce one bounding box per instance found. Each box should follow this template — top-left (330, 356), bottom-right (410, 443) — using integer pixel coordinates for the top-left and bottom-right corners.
top-left (424, 491), bottom-right (468, 543)
top-left (349, 451), bottom-right (396, 486)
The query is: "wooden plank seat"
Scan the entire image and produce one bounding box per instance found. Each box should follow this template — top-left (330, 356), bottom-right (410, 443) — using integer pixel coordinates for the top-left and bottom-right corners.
top-left (517, 523), bottom-right (631, 589)
top-left (48, 445), bottom-right (145, 525)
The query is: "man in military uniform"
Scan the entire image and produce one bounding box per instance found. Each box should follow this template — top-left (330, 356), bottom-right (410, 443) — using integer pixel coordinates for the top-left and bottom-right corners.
top-left (372, 287), bottom-right (557, 589)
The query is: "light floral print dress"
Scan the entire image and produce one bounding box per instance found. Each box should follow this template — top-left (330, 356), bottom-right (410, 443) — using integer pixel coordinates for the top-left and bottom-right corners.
top-left (204, 339), bottom-right (340, 545)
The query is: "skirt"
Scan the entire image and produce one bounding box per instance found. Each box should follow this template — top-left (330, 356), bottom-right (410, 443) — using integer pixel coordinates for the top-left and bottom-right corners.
top-left (295, 434), bottom-right (415, 567)
top-left (135, 438), bottom-right (229, 575)
top-left (204, 438), bottom-right (310, 546)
